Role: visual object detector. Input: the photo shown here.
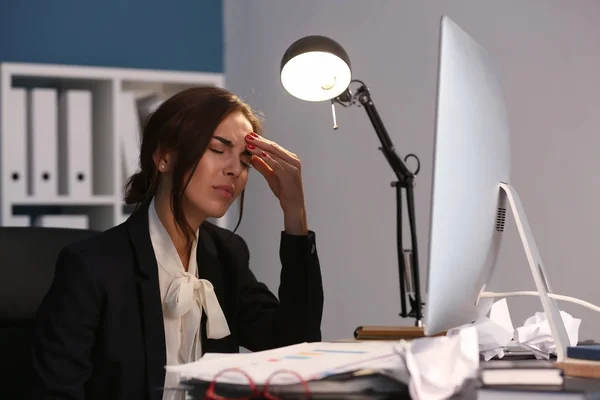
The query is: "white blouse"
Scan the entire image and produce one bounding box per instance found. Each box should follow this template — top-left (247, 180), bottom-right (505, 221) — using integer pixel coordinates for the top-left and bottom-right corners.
top-left (148, 199), bottom-right (230, 397)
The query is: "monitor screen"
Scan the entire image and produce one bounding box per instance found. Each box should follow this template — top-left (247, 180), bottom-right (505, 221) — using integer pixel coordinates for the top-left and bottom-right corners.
top-left (424, 16), bottom-right (511, 336)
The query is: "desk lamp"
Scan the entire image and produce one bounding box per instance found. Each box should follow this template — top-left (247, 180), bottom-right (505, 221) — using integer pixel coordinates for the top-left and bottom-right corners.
top-left (280, 35), bottom-right (424, 326)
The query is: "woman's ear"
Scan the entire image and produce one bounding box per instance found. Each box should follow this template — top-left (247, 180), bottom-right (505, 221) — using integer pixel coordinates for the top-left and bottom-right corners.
top-left (153, 149), bottom-right (174, 173)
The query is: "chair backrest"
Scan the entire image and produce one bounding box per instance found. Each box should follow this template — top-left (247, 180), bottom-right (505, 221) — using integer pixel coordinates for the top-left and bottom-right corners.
top-left (0, 226), bottom-right (98, 399)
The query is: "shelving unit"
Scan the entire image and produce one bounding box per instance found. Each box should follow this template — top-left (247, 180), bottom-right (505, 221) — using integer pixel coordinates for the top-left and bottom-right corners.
top-left (0, 62), bottom-right (225, 231)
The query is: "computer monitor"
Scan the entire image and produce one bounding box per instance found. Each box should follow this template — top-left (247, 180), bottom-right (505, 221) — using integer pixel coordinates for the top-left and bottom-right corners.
top-left (424, 15), bottom-right (510, 334)
top-left (423, 16), bottom-right (571, 361)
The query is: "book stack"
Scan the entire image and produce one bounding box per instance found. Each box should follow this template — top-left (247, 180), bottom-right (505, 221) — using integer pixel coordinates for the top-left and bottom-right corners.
top-left (558, 345), bottom-right (600, 379)
top-left (478, 356), bottom-right (600, 399)
top-left (480, 359), bottom-right (564, 387)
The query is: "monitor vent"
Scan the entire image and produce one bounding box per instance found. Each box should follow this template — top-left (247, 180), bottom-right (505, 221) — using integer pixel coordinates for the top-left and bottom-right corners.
top-left (496, 207), bottom-right (507, 232)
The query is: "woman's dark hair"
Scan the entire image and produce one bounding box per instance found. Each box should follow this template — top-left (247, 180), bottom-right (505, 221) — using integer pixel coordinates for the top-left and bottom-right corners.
top-left (124, 86), bottom-right (262, 257)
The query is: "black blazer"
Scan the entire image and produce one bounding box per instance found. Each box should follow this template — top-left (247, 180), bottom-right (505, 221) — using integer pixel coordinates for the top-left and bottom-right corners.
top-left (31, 203), bottom-right (324, 400)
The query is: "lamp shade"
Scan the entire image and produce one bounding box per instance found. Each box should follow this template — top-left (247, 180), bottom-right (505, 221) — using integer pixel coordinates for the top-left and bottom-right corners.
top-left (280, 35), bottom-right (352, 102)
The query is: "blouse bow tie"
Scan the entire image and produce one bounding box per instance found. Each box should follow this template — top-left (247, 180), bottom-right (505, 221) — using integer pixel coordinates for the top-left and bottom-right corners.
top-left (163, 272), bottom-right (231, 362)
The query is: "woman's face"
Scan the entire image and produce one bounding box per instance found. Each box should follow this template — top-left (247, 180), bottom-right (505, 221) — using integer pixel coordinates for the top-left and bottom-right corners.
top-left (183, 111), bottom-right (254, 221)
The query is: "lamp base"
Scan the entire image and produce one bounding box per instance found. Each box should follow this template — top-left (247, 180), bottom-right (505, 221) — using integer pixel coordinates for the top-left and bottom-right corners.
top-left (353, 325), bottom-right (446, 341)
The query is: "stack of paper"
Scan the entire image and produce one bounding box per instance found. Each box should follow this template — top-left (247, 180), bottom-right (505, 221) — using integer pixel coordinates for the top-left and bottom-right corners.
top-left (165, 328), bottom-right (481, 400)
top-left (166, 341), bottom-right (403, 386)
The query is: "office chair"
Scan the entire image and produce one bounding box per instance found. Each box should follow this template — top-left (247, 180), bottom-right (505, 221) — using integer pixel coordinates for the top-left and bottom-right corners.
top-left (0, 226), bottom-right (98, 398)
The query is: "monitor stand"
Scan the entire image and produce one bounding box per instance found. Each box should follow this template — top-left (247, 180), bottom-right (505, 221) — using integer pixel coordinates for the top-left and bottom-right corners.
top-left (353, 182), bottom-right (572, 359)
top-left (479, 182), bottom-right (571, 362)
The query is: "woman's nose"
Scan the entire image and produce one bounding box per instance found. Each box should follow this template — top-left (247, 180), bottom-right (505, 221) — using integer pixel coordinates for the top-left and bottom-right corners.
top-left (223, 158), bottom-right (243, 177)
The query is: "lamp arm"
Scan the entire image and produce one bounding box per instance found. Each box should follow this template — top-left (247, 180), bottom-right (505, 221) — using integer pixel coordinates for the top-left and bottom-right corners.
top-left (353, 85), bottom-right (414, 183)
top-left (336, 82), bottom-right (424, 324)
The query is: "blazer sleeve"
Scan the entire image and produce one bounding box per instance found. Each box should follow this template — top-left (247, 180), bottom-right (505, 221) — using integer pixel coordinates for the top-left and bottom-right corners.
top-left (31, 246), bottom-right (102, 400)
top-left (237, 231), bottom-right (324, 351)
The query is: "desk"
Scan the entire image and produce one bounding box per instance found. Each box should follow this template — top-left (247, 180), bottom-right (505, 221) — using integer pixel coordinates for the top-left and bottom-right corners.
top-left (165, 347), bottom-right (600, 399)
top-left (166, 368), bottom-right (600, 400)
top-left (171, 375), bottom-right (600, 400)
top-left (478, 376), bottom-right (600, 399)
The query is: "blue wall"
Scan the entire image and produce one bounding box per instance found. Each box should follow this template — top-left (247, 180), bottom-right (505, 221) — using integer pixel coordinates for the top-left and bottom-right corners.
top-left (0, 0), bottom-right (223, 73)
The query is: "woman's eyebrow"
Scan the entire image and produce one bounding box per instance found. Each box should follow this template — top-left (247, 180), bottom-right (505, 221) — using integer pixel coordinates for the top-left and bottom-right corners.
top-left (212, 135), bottom-right (252, 156)
top-left (212, 136), bottom-right (233, 147)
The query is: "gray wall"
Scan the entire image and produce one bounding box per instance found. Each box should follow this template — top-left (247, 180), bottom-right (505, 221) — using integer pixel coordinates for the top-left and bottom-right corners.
top-left (224, 0), bottom-right (600, 341)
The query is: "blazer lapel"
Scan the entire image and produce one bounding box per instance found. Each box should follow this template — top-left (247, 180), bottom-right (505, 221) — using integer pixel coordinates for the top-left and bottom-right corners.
top-left (126, 204), bottom-right (166, 398)
top-left (197, 223), bottom-right (230, 353)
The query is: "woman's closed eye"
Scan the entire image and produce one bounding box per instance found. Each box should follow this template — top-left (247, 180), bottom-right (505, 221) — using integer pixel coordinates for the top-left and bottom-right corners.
top-left (209, 148), bottom-right (251, 169)
top-left (240, 154), bottom-right (252, 169)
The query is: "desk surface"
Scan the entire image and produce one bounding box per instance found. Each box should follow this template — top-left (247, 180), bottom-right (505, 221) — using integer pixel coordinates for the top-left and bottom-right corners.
top-left (171, 343), bottom-right (600, 400)
top-left (478, 377), bottom-right (600, 399)
top-left (173, 365), bottom-right (600, 400)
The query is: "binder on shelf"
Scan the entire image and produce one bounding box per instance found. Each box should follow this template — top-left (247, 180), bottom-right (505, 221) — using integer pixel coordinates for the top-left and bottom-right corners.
top-left (34, 214), bottom-right (89, 229)
top-left (58, 90), bottom-right (92, 198)
top-left (119, 91), bottom-right (141, 186)
top-left (27, 88), bottom-right (58, 199)
top-left (3, 87), bottom-right (28, 198)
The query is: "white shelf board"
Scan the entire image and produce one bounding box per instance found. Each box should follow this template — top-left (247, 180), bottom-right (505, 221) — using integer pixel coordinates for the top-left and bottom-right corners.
top-left (1, 62), bottom-right (224, 86)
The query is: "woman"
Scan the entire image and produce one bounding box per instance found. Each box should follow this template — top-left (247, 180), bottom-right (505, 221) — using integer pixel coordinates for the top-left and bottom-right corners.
top-left (31, 87), bottom-right (324, 400)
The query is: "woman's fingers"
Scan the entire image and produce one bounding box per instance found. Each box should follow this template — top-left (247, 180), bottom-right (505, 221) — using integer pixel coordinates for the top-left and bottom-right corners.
top-left (245, 133), bottom-right (300, 169)
top-left (251, 149), bottom-right (285, 174)
top-left (250, 155), bottom-right (280, 195)
top-left (246, 136), bottom-right (306, 215)
top-left (248, 146), bottom-right (299, 177)
top-left (250, 154), bottom-right (273, 178)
